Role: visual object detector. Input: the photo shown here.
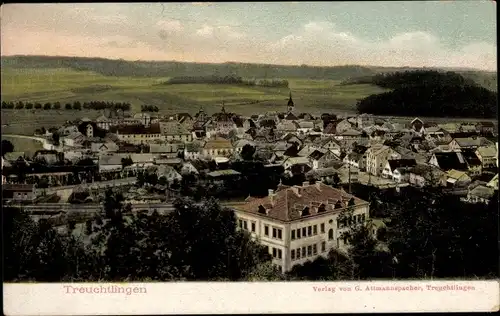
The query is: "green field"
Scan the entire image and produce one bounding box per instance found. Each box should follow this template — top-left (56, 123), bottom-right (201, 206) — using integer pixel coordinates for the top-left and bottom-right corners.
top-left (1, 67), bottom-right (387, 115)
top-left (2, 135), bottom-right (44, 156)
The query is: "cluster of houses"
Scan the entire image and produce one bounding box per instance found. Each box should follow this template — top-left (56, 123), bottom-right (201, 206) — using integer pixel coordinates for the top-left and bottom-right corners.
top-left (3, 93), bottom-right (498, 204)
top-left (2, 92), bottom-right (498, 273)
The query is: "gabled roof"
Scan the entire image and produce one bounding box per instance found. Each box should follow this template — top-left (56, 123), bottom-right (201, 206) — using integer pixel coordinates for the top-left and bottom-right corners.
top-left (204, 138), bottom-right (232, 149)
top-left (476, 146), bottom-right (497, 158)
top-left (387, 159), bottom-right (417, 171)
top-left (308, 149), bottom-right (327, 161)
top-left (340, 128), bottom-right (362, 136)
top-left (468, 185), bottom-right (495, 199)
top-left (432, 152), bottom-right (468, 171)
top-left (460, 149), bottom-right (481, 166)
top-left (323, 122), bottom-right (337, 134)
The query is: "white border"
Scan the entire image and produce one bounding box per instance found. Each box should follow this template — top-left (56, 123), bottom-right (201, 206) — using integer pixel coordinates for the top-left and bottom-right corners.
top-left (3, 280), bottom-right (500, 315)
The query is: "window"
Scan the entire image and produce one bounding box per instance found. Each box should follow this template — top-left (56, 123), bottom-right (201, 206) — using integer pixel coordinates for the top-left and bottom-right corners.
top-left (277, 229), bottom-right (282, 240)
top-left (297, 229), bottom-right (301, 239)
top-left (318, 204), bottom-right (326, 212)
top-left (313, 244), bottom-right (317, 255)
top-left (307, 245), bottom-right (312, 256)
top-left (302, 247), bottom-right (306, 257)
top-left (361, 214), bottom-right (366, 222)
top-left (291, 249), bottom-right (295, 260)
top-left (243, 221), bottom-right (248, 230)
top-left (272, 228), bottom-right (277, 238)
top-left (296, 248), bottom-right (301, 259)
top-left (264, 225), bottom-right (269, 236)
top-left (258, 205), bottom-right (267, 214)
top-left (238, 219), bottom-right (243, 228)
top-left (302, 207), bottom-right (310, 216)
top-left (321, 241), bottom-right (326, 252)
top-left (328, 229), bottom-right (334, 240)
top-left (308, 226), bottom-right (312, 236)
top-left (313, 225), bottom-right (317, 235)
top-left (291, 230), bottom-right (296, 240)
top-left (278, 249), bottom-right (282, 259)
top-left (251, 222), bottom-right (256, 232)
top-left (272, 248), bottom-right (277, 258)
top-left (302, 227), bottom-right (307, 237)
top-left (320, 223), bottom-right (325, 233)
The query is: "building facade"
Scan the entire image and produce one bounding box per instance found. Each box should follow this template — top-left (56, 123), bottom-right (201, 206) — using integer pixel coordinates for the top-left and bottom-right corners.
top-left (232, 182), bottom-right (370, 273)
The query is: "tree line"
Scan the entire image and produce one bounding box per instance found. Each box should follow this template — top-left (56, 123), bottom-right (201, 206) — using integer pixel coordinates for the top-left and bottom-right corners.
top-left (141, 105), bottom-right (160, 112)
top-left (2, 100), bottom-right (131, 111)
top-left (164, 75), bottom-right (289, 88)
top-left (355, 70), bottom-right (497, 118)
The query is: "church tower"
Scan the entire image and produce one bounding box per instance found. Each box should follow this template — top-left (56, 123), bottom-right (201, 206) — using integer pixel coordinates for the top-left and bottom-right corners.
top-left (287, 91), bottom-right (294, 113)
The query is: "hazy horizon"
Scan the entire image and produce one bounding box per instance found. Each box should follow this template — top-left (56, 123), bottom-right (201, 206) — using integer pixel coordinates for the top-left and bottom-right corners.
top-left (2, 53), bottom-right (495, 73)
top-left (1, 2), bottom-right (497, 71)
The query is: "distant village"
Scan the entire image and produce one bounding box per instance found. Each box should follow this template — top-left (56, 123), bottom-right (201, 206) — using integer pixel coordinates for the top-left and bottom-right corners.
top-left (2, 93), bottom-right (498, 273)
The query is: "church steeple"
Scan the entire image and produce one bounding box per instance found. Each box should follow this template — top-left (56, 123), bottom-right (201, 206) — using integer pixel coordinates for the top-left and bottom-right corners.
top-left (221, 98), bottom-right (226, 113)
top-left (287, 91), bottom-right (294, 113)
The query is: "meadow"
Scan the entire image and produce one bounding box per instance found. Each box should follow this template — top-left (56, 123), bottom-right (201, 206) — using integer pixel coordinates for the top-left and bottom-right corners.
top-left (2, 135), bottom-right (44, 157)
top-left (1, 67), bottom-right (387, 118)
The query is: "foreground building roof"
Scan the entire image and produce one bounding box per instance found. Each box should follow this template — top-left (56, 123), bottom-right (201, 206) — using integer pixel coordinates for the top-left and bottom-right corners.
top-left (234, 182), bottom-right (368, 222)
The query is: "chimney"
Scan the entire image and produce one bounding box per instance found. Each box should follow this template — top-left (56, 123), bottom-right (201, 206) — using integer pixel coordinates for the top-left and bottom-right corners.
top-left (268, 189), bottom-right (275, 205)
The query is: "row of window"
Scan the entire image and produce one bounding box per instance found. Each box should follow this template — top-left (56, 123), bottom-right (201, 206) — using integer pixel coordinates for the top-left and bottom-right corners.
top-left (122, 134), bottom-right (160, 138)
top-left (291, 241), bottom-right (326, 261)
top-left (264, 225), bottom-right (283, 240)
top-left (238, 219), bottom-right (256, 233)
top-left (291, 223), bottom-right (325, 240)
top-left (338, 214), bottom-right (366, 228)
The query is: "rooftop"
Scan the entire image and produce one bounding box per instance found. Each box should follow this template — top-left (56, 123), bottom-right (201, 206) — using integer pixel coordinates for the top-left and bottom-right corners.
top-left (234, 182), bottom-right (367, 222)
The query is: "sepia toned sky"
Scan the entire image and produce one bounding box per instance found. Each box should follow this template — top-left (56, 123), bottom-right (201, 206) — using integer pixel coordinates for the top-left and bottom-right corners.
top-left (1, 2), bottom-right (497, 70)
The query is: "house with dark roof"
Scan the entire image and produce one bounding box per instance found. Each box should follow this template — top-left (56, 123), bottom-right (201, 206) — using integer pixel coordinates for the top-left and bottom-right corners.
top-left (428, 152), bottom-right (468, 171)
top-left (381, 159), bottom-right (417, 181)
top-left (231, 182), bottom-right (369, 272)
top-left (460, 149), bottom-right (482, 176)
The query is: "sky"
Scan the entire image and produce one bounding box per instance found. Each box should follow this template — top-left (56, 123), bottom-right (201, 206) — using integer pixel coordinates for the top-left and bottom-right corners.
top-left (1, 2), bottom-right (497, 70)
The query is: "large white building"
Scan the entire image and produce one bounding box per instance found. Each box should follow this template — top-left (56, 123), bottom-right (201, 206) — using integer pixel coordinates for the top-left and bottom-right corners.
top-left (232, 182), bottom-right (370, 273)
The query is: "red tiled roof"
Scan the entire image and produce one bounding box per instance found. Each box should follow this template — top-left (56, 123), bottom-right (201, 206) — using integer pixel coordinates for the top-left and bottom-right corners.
top-left (234, 182), bottom-right (368, 222)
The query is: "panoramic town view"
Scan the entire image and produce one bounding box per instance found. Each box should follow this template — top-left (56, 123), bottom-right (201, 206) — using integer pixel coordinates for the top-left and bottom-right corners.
top-left (1, 2), bottom-right (498, 283)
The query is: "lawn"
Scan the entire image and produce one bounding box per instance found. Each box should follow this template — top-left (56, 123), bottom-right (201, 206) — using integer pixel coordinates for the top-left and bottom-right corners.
top-left (1, 67), bottom-right (389, 134)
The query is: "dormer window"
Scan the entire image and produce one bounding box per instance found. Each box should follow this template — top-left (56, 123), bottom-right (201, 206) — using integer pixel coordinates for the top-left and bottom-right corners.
top-left (348, 198), bottom-right (356, 207)
top-left (258, 205), bottom-right (267, 214)
top-left (318, 204), bottom-right (326, 213)
top-left (301, 207), bottom-right (310, 216)
top-left (334, 201), bottom-right (343, 209)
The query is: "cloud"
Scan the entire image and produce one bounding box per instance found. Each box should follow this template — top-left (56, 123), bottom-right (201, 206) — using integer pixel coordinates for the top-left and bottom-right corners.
top-left (1, 5), bottom-right (496, 71)
top-left (156, 20), bottom-right (183, 33)
top-left (196, 25), bottom-right (214, 37)
top-left (266, 21), bottom-right (496, 71)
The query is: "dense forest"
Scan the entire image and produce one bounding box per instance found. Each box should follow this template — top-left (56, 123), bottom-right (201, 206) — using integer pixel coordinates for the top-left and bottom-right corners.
top-left (355, 70), bottom-right (498, 118)
top-left (4, 186), bottom-right (498, 282)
